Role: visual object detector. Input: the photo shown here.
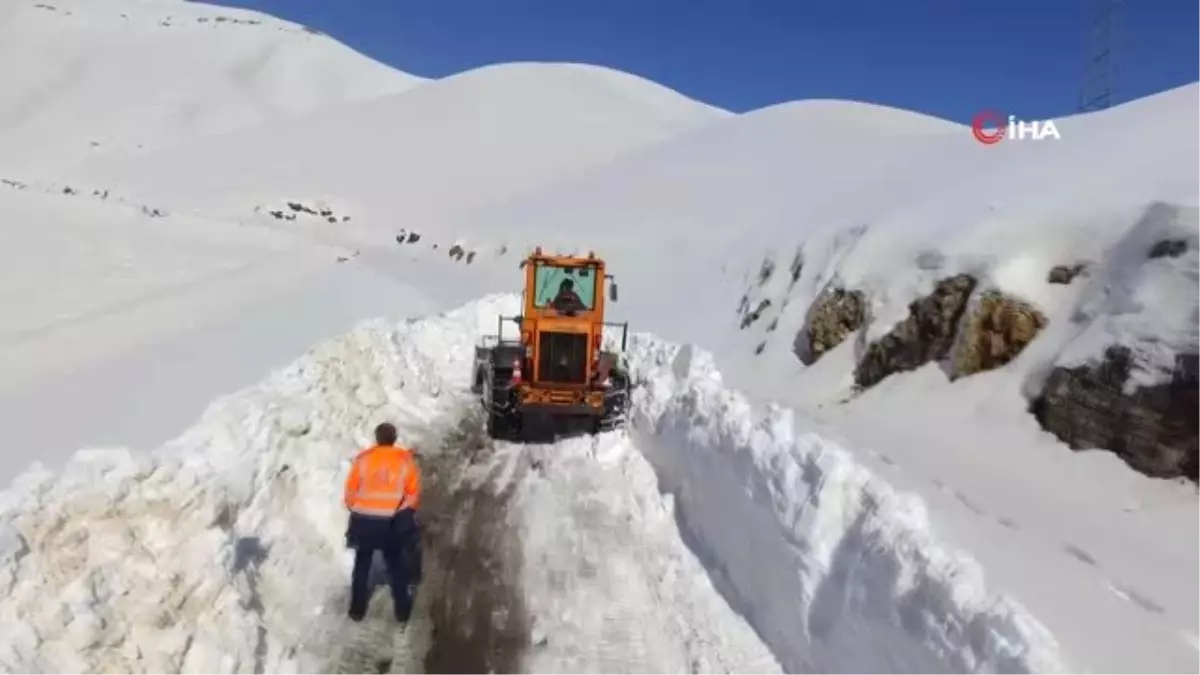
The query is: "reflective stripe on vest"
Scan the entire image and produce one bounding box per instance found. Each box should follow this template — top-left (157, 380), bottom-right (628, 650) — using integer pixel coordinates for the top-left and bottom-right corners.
top-left (350, 505), bottom-right (405, 517)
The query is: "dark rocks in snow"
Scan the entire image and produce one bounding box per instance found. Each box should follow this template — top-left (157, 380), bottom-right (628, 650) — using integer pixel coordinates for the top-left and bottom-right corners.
top-left (198, 15), bottom-right (261, 26)
top-left (266, 200), bottom-right (347, 223)
top-left (788, 248), bottom-right (804, 287)
top-left (336, 250), bottom-right (360, 263)
top-left (795, 287), bottom-right (866, 365)
top-left (739, 299), bottom-right (771, 329)
top-left (951, 291), bottom-right (1047, 378)
top-left (141, 205), bottom-right (165, 218)
top-left (448, 244), bottom-right (465, 261)
top-left (854, 274), bottom-right (977, 388)
top-left (1047, 263), bottom-right (1087, 285)
top-left (1, 179), bottom-right (28, 190)
top-left (1148, 238), bottom-right (1188, 259)
top-left (466, 251), bottom-right (477, 264)
top-left (1032, 346), bottom-right (1198, 482)
top-left (756, 257), bottom-right (775, 286)
top-left (62, 186), bottom-right (75, 195)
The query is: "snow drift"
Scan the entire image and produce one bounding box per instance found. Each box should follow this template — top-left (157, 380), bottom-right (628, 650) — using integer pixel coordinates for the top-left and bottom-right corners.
top-left (0, 0), bottom-right (426, 174)
top-left (0, 296), bottom-right (1068, 672)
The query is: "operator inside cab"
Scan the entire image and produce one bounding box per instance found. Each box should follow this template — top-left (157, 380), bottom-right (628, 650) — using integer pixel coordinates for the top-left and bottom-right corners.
top-left (550, 278), bottom-right (587, 314)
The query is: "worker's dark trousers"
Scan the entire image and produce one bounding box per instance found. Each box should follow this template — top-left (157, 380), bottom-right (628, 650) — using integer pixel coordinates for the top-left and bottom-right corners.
top-left (347, 510), bottom-right (421, 621)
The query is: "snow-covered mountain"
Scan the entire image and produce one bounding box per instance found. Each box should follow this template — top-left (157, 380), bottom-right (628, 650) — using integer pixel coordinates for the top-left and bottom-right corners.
top-left (0, 0), bottom-right (1196, 672)
top-left (0, 0), bottom-right (426, 173)
top-left (65, 61), bottom-right (730, 226)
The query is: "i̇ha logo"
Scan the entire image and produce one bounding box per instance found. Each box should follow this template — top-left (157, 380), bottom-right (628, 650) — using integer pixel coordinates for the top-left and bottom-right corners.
top-left (971, 110), bottom-right (1061, 145)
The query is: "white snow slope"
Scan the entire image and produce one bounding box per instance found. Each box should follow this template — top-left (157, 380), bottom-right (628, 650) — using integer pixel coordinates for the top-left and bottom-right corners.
top-left (0, 0), bottom-right (426, 174)
top-left (64, 60), bottom-right (731, 227)
top-left (0, 296), bottom-right (1067, 673)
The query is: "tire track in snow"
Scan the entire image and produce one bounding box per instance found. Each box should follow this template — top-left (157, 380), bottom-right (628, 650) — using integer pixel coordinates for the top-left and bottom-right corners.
top-left (419, 412), bottom-right (532, 673)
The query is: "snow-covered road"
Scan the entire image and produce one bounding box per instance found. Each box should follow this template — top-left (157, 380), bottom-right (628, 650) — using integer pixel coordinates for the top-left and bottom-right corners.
top-left (0, 296), bottom-right (1070, 672)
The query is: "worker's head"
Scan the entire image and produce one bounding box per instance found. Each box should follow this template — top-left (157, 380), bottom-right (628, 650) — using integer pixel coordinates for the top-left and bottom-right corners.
top-left (374, 422), bottom-right (398, 446)
top-left (559, 278), bottom-right (574, 292)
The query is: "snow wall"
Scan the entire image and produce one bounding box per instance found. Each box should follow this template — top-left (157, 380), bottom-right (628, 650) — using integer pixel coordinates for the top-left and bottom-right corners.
top-left (0, 295), bottom-right (1068, 672)
top-left (630, 340), bottom-right (1067, 672)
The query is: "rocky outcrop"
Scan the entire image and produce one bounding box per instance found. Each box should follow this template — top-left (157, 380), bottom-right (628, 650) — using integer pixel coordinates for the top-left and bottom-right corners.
top-left (1047, 263), bottom-right (1087, 285)
top-left (1032, 346), bottom-right (1199, 481)
top-left (952, 291), bottom-right (1047, 378)
top-left (793, 287), bottom-right (866, 365)
top-left (854, 274), bottom-right (977, 388)
top-left (1148, 238), bottom-right (1187, 259)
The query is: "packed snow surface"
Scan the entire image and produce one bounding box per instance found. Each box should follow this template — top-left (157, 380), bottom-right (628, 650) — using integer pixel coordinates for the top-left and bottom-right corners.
top-left (0, 296), bottom-right (1069, 673)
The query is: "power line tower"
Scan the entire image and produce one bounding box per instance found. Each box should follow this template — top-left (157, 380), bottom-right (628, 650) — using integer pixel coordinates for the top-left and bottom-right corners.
top-left (1079, 0), bottom-right (1120, 112)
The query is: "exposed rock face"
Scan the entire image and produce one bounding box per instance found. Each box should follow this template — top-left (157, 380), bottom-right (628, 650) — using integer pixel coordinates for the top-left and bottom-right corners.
top-left (1032, 346), bottom-right (1199, 481)
top-left (1148, 238), bottom-right (1187, 259)
top-left (854, 274), bottom-right (977, 388)
top-left (1047, 263), bottom-right (1087, 285)
top-left (952, 291), bottom-right (1048, 378)
top-left (794, 287), bottom-right (866, 365)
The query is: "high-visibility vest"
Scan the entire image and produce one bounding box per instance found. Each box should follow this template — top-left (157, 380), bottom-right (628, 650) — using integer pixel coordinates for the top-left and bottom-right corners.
top-left (343, 445), bottom-right (421, 516)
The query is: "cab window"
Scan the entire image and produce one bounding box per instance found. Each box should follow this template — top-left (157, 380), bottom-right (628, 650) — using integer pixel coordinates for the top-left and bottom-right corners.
top-left (532, 263), bottom-right (597, 310)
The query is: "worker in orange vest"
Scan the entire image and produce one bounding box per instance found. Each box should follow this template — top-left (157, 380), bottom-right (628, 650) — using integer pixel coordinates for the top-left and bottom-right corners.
top-left (343, 422), bottom-right (422, 623)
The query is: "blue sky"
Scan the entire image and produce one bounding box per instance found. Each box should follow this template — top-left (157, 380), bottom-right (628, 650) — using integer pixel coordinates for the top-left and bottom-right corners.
top-left (218, 0), bottom-right (1198, 123)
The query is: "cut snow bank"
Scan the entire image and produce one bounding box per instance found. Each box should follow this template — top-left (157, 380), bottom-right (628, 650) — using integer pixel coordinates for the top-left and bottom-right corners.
top-left (0, 296), bottom-right (1066, 672)
top-left (0, 297), bottom-right (497, 672)
top-left (628, 339), bottom-right (1067, 673)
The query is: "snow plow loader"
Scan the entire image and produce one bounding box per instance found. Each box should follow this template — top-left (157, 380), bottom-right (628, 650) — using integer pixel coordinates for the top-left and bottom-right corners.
top-left (471, 247), bottom-right (631, 441)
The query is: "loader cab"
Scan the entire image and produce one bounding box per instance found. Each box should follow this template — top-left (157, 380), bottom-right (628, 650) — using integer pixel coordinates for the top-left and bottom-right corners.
top-left (473, 246), bottom-right (630, 441)
top-left (518, 249), bottom-right (616, 387)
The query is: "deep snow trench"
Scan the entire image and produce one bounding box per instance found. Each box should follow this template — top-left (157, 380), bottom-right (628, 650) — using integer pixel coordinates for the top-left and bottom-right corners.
top-left (0, 295), bottom-right (1069, 673)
